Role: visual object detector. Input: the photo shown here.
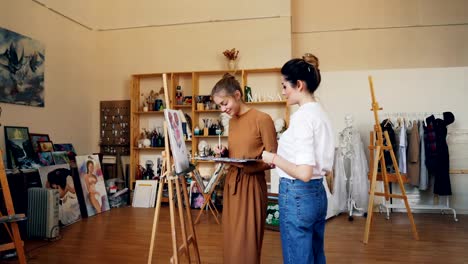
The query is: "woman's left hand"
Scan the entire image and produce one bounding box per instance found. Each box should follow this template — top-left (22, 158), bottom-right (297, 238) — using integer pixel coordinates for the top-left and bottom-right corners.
top-left (262, 151), bottom-right (275, 164)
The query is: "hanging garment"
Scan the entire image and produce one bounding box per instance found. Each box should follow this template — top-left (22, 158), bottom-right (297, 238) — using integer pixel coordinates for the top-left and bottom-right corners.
top-left (424, 115), bottom-right (438, 173)
top-left (332, 126), bottom-right (369, 213)
top-left (433, 112), bottom-right (455, 196)
top-left (380, 119), bottom-right (397, 172)
top-left (397, 125), bottom-right (407, 174)
top-left (407, 121), bottom-right (420, 186)
top-left (419, 121), bottom-right (429, 190)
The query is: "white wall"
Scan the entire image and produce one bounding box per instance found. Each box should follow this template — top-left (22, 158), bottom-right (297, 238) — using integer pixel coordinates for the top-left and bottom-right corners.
top-left (0, 0), bottom-right (98, 159)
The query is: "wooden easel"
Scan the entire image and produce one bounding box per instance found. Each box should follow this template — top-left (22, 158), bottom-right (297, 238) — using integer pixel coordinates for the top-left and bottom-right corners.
top-left (363, 76), bottom-right (419, 244)
top-left (147, 74), bottom-right (201, 264)
top-left (0, 149), bottom-right (27, 263)
top-left (193, 163), bottom-right (225, 225)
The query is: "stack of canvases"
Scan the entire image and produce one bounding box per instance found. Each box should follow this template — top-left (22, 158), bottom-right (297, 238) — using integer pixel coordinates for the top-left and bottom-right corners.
top-left (380, 112), bottom-right (455, 195)
top-left (37, 155), bottom-right (112, 226)
top-left (3, 126), bottom-right (111, 227)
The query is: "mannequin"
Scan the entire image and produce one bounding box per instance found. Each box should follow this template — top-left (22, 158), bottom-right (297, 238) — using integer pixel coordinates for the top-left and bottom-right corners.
top-left (333, 115), bottom-right (369, 220)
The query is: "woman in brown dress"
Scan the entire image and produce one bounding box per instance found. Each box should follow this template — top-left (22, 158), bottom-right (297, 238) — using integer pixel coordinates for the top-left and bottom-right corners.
top-left (211, 74), bottom-right (278, 264)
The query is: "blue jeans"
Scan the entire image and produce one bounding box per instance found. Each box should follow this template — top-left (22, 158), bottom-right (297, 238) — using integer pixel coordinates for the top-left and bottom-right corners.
top-left (279, 178), bottom-right (327, 264)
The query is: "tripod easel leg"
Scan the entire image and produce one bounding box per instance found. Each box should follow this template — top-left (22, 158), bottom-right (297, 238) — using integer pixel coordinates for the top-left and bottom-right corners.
top-left (386, 133), bottom-right (419, 240)
top-left (147, 178), bottom-right (166, 264)
top-left (180, 178), bottom-right (201, 263)
top-left (363, 146), bottom-right (381, 244)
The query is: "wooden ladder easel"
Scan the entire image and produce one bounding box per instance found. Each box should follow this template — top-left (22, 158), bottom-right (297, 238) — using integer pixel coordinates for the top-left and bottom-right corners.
top-left (0, 149), bottom-right (27, 263)
top-left (363, 76), bottom-right (419, 244)
top-left (147, 74), bottom-right (201, 264)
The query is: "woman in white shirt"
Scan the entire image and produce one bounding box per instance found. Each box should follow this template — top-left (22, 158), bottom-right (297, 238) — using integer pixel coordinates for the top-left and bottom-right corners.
top-left (262, 55), bottom-right (334, 264)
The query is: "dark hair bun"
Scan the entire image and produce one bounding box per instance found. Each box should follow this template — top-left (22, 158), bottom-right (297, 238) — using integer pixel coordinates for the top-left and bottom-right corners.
top-left (222, 73), bottom-right (235, 79)
top-left (302, 53), bottom-right (320, 70)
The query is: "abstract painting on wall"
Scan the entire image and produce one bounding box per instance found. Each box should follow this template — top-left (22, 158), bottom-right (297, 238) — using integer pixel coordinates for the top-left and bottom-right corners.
top-left (0, 27), bottom-right (45, 107)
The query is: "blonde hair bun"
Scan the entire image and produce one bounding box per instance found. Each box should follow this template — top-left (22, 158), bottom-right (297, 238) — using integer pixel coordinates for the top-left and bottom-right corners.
top-left (302, 53), bottom-right (319, 70)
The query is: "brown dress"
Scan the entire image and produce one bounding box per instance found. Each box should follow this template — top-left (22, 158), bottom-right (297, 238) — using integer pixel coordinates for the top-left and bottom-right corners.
top-left (223, 108), bottom-right (278, 264)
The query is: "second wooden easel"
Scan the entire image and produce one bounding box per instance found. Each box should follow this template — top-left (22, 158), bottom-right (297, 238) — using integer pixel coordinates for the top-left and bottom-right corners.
top-left (363, 76), bottom-right (419, 244)
top-left (147, 74), bottom-right (201, 264)
top-left (0, 149), bottom-right (27, 263)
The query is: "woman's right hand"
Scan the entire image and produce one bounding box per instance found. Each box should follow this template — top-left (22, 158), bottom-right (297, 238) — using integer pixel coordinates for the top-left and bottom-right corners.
top-left (213, 145), bottom-right (228, 157)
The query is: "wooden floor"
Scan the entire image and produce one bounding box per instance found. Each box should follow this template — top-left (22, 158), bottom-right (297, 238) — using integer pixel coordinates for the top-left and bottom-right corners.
top-left (4, 207), bottom-right (468, 263)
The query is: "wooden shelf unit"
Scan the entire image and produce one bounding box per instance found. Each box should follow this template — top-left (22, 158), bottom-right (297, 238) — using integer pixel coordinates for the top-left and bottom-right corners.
top-left (130, 68), bottom-right (289, 189)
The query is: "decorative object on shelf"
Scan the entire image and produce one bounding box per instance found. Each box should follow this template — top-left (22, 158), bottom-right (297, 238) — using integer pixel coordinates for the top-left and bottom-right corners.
top-left (198, 140), bottom-right (209, 157)
top-left (141, 87), bottom-right (165, 111)
top-left (223, 48), bottom-right (239, 71)
top-left (244, 86), bottom-right (253, 102)
top-left (176, 85), bottom-right (184, 105)
top-left (0, 27), bottom-right (45, 107)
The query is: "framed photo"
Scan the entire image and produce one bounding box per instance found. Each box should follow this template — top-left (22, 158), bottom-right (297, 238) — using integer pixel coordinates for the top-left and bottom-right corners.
top-left (37, 152), bottom-right (54, 166)
top-left (38, 141), bottom-right (54, 152)
top-left (30, 133), bottom-right (50, 153)
top-left (4, 126), bottom-right (39, 169)
top-left (265, 193), bottom-right (279, 231)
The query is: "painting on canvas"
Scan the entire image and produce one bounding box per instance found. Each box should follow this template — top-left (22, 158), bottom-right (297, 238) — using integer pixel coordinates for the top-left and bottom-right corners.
top-left (75, 155), bottom-right (110, 217)
top-left (0, 27), bottom-right (45, 107)
top-left (164, 109), bottom-right (189, 173)
top-left (38, 164), bottom-right (81, 226)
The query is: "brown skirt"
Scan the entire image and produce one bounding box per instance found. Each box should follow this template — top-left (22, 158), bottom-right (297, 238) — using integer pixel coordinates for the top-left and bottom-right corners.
top-left (222, 167), bottom-right (268, 264)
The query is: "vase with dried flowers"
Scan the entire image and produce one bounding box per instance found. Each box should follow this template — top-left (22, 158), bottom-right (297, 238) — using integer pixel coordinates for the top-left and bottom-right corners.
top-left (223, 48), bottom-right (239, 71)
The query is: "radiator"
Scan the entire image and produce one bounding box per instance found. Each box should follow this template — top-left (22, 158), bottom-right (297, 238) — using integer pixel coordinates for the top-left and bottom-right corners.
top-left (27, 188), bottom-right (60, 239)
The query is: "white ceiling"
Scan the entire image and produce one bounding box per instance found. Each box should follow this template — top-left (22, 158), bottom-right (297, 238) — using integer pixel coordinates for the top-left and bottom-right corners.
top-left (34, 0), bottom-right (288, 30)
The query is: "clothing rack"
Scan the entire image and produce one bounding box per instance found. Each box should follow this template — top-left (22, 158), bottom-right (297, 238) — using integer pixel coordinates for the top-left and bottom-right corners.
top-left (378, 120), bottom-right (465, 222)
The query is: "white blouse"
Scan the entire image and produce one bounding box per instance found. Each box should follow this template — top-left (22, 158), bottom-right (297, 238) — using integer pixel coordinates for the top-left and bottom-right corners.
top-left (276, 102), bottom-right (335, 180)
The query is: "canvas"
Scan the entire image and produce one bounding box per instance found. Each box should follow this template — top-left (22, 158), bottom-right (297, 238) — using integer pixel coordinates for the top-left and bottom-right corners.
top-left (29, 133), bottom-right (50, 153)
top-left (54, 143), bottom-right (77, 163)
top-left (37, 151), bottom-right (54, 166)
top-left (38, 164), bottom-right (81, 226)
top-left (0, 27), bottom-right (45, 107)
top-left (38, 141), bottom-right (54, 152)
top-left (52, 151), bottom-right (70, 165)
top-left (164, 109), bottom-right (189, 173)
top-left (75, 155), bottom-right (110, 217)
top-left (4, 126), bottom-right (39, 169)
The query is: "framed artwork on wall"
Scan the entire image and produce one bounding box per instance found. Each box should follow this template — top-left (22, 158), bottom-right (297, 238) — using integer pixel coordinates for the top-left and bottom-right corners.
top-left (4, 126), bottom-right (39, 169)
top-left (0, 27), bottom-right (45, 107)
top-left (38, 141), bottom-right (54, 152)
top-left (29, 133), bottom-right (50, 153)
